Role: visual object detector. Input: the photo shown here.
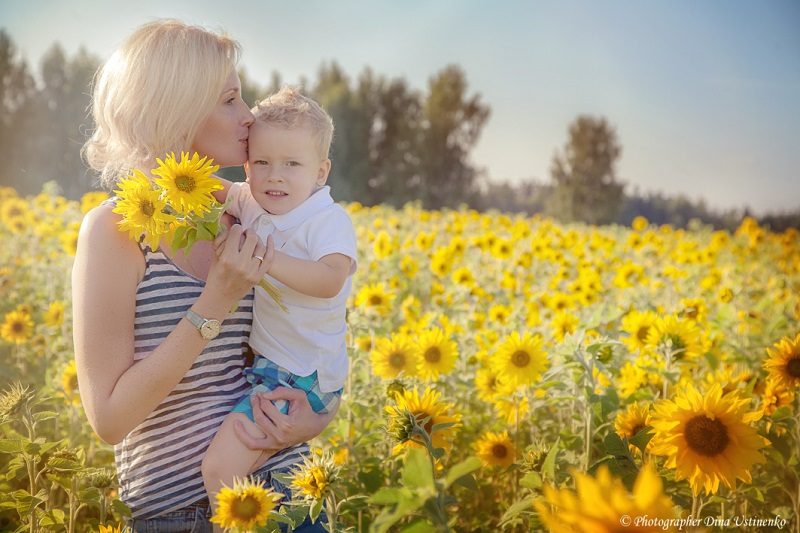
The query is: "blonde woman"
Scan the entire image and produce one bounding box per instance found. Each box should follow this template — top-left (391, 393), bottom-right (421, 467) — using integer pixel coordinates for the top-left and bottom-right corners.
top-left (74, 20), bottom-right (333, 532)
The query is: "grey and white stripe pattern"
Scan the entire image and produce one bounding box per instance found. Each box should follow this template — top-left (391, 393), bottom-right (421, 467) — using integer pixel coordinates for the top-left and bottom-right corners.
top-left (114, 246), bottom-right (304, 518)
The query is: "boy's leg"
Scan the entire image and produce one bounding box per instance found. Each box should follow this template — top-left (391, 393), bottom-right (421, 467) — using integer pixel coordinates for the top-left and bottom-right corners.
top-left (201, 411), bottom-right (273, 528)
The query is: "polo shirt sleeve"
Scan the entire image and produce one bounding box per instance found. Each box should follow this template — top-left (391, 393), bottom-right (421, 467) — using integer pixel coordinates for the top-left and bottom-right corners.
top-left (226, 182), bottom-right (262, 228)
top-left (307, 205), bottom-right (358, 276)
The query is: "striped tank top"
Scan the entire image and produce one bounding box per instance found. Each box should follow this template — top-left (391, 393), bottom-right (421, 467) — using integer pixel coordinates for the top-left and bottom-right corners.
top-left (115, 241), bottom-right (307, 518)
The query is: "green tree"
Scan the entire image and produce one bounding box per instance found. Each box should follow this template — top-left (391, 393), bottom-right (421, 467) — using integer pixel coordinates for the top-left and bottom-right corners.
top-left (312, 62), bottom-right (371, 202)
top-left (418, 65), bottom-right (489, 209)
top-left (548, 115), bottom-right (624, 224)
top-left (36, 44), bottom-right (99, 197)
top-left (0, 31), bottom-right (38, 193)
top-left (355, 69), bottom-right (422, 206)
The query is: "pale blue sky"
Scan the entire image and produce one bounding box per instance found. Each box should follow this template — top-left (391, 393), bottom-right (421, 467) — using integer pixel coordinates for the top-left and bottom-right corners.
top-left (2, 0), bottom-right (798, 214)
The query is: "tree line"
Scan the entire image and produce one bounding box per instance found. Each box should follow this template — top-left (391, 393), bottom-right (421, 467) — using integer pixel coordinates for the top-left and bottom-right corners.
top-left (1, 30), bottom-right (797, 231)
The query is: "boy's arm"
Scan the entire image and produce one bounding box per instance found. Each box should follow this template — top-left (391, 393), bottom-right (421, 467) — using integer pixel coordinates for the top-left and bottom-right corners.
top-left (266, 252), bottom-right (351, 299)
top-left (212, 176), bottom-right (234, 204)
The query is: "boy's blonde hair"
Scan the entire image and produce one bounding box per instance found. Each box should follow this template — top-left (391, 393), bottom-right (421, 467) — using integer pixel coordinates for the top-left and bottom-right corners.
top-left (253, 85), bottom-right (334, 160)
top-left (83, 20), bottom-right (241, 189)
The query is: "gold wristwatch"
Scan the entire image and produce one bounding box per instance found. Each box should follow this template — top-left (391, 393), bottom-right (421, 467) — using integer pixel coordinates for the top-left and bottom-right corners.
top-left (184, 308), bottom-right (221, 340)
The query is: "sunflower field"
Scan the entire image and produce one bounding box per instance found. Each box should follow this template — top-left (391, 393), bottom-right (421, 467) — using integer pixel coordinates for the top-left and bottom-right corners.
top-left (1, 182), bottom-right (799, 532)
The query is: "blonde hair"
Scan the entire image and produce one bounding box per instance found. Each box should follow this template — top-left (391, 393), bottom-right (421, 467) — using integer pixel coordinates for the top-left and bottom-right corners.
top-left (83, 20), bottom-right (241, 189)
top-left (253, 85), bottom-right (334, 159)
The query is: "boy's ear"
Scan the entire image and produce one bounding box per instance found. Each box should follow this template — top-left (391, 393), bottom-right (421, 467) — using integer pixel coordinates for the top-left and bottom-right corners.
top-left (316, 159), bottom-right (331, 186)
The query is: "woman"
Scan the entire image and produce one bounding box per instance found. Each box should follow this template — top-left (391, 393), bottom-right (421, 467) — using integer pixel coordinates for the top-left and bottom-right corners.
top-left (73, 20), bottom-right (334, 531)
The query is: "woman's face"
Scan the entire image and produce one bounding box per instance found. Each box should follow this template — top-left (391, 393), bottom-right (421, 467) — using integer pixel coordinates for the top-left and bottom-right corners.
top-left (191, 70), bottom-right (254, 168)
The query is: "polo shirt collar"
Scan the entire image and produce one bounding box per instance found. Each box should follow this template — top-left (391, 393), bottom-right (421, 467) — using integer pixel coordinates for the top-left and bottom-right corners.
top-left (263, 186), bottom-right (334, 231)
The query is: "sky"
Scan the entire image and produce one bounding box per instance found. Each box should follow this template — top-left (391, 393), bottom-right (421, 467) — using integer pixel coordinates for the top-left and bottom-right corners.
top-left (2, 0), bottom-right (799, 215)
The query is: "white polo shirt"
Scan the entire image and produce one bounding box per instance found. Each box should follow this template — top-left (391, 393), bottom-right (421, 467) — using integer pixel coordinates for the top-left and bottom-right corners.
top-left (227, 184), bottom-right (357, 392)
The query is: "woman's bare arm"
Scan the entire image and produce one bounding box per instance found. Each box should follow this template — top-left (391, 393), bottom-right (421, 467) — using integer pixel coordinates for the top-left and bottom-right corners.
top-left (73, 205), bottom-right (269, 444)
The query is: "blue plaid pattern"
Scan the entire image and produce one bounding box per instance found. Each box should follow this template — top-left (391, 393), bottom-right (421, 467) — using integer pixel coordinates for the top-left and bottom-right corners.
top-left (232, 357), bottom-right (342, 420)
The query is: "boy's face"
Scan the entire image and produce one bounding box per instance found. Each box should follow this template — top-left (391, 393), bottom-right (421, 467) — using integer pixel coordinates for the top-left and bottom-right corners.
top-left (245, 121), bottom-right (330, 215)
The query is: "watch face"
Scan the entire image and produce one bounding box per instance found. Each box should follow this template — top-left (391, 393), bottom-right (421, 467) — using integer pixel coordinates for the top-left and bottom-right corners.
top-left (200, 320), bottom-right (221, 340)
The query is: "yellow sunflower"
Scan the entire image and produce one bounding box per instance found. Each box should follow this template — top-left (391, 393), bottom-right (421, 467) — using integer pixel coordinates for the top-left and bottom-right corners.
top-left (152, 151), bottom-right (221, 215)
top-left (44, 300), bottom-right (65, 328)
top-left (631, 215), bottom-right (649, 231)
top-left (430, 247), bottom-right (454, 277)
top-left (761, 378), bottom-right (795, 417)
top-left (614, 402), bottom-right (652, 453)
top-left (1, 310), bottom-right (34, 344)
top-left (290, 451), bottom-right (339, 501)
top-left (452, 266), bottom-right (476, 287)
top-left (550, 310), bottom-right (580, 343)
top-left (649, 383), bottom-right (770, 496)
top-left (113, 170), bottom-right (175, 250)
top-left (475, 430), bottom-right (515, 468)
top-left (475, 366), bottom-right (513, 402)
top-left (490, 238), bottom-right (514, 260)
top-left (60, 360), bottom-right (81, 406)
top-left (761, 379), bottom-right (795, 435)
top-left (354, 283), bottom-right (395, 315)
top-left (373, 230), bottom-right (396, 259)
top-left (98, 525), bottom-right (122, 533)
top-left (488, 303), bottom-right (512, 325)
top-left (679, 297), bottom-right (708, 324)
top-left (415, 327), bottom-right (458, 380)
top-left (763, 333), bottom-right (800, 390)
top-left (492, 395), bottom-right (530, 426)
top-left (1, 196), bottom-right (29, 233)
top-left (400, 255), bottom-right (419, 277)
top-left (490, 331), bottom-right (549, 387)
top-left (370, 332), bottom-right (419, 379)
top-left (80, 191), bottom-right (110, 214)
top-left (210, 476), bottom-right (280, 532)
top-left (645, 315), bottom-right (703, 362)
top-left (620, 309), bottom-right (657, 352)
top-left (534, 463), bottom-right (676, 533)
top-left (385, 386), bottom-right (461, 455)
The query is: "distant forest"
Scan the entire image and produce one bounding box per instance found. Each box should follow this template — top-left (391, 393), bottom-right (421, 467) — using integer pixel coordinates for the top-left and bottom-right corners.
top-left (1, 31), bottom-right (797, 231)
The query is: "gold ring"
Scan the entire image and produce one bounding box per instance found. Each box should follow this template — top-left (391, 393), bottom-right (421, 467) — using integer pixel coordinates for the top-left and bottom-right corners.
top-left (254, 255), bottom-right (265, 262)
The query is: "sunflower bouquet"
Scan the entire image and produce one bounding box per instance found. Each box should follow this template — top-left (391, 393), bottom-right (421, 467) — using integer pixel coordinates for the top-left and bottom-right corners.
top-left (112, 151), bottom-right (285, 310)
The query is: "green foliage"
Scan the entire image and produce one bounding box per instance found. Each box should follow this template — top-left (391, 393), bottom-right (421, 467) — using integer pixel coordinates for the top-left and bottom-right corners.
top-left (549, 115), bottom-right (624, 225)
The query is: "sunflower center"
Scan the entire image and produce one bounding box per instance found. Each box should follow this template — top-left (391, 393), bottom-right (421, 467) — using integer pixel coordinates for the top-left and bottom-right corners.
top-left (636, 326), bottom-right (650, 342)
top-left (139, 200), bottom-right (156, 217)
top-left (11, 322), bottom-right (23, 333)
top-left (511, 350), bottom-right (530, 368)
top-left (684, 415), bottom-right (729, 457)
top-left (424, 346), bottom-right (442, 363)
top-left (389, 351), bottom-right (406, 368)
top-left (492, 443), bottom-right (508, 458)
top-left (631, 423), bottom-right (645, 437)
top-left (174, 174), bottom-right (196, 192)
top-left (786, 357), bottom-right (800, 378)
top-left (9, 208), bottom-right (22, 217)
top-left (369, 295), bottom-right (384, 306)
top-left (231, 495), bottom-right (261, 520)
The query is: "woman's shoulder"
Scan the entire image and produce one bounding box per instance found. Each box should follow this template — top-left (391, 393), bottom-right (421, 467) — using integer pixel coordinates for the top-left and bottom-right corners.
top-left (77, 202), bottom-right (144, 262)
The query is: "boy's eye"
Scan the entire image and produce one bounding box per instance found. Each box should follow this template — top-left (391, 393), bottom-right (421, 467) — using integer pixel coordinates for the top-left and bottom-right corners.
top-left (253, 160), bottom-right (268, 165)
top-left (226, 97), bottom-right (236, 105)
top-left (287, 161), bottom-right (300, 167)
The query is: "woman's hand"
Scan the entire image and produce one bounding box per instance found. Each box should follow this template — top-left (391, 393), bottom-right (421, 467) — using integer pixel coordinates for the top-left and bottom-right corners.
top-left (233, 388), bottom-right (339, 452)
top-left (207, 224), bottom-right (271, 305)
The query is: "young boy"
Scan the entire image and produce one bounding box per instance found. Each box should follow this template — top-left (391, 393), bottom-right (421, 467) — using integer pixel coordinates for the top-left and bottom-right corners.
top-left (201, 86), bottom-right (357, 515)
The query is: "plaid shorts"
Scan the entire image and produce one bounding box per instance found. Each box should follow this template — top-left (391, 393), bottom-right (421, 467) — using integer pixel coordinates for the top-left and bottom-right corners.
top-left (232, 356), bottom-right (342, 421)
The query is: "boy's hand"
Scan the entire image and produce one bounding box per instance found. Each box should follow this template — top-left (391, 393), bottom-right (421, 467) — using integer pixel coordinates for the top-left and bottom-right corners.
top-left (260, 234), bottom-right (275, 274)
